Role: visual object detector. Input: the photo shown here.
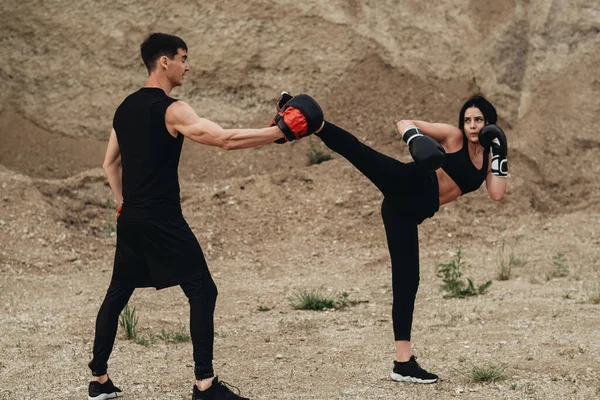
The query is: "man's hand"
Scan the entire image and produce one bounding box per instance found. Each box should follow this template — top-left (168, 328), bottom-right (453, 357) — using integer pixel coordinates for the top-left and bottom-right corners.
top-left (272, 93), bottom-right (324, 143)
top-left (272, 92), bottom-right (293, 144)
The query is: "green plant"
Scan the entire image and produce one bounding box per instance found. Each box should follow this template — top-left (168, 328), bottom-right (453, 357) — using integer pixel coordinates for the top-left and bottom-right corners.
top-left (257, 305), bottom-right (272, 312)
top-left (497, 257), bottom-right (512, 281)
top-left (135, 335), bottom-right (151, 346)
top-left (306, 138), bottom-right (333, 165)
top-left (496, 238), bottom-right (527, 281)
top-left (338, 291), bottom-right (349, 308)
top-left (157, 326), bottom-right (191, 343)
top-left (436, 247), bottom-right (492, 298)
top-left (469, 364), bottom-right (507, 383)
top-left (551, 252), bottom-right (569, 277)
top-left (289, 290), bottom-right (349, 310)
top-left (119, 304), bottom-right (138, 340)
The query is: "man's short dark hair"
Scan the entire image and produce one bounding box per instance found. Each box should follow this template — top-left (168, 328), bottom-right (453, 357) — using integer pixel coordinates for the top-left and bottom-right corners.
top-left (458, 94), bottom-right (498, 133)
top-left (140, 33), bottom-right (188, 73)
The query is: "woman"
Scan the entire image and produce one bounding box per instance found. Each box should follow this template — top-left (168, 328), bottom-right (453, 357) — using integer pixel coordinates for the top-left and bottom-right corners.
top-left (315, 94), bottom-right (508, 383)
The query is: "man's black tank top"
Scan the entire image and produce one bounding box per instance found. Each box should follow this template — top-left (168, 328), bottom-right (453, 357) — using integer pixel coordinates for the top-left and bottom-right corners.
top-left (113, 87), bottom-right (182, 218)
top-left (441, 135), bottom-right (489, 195)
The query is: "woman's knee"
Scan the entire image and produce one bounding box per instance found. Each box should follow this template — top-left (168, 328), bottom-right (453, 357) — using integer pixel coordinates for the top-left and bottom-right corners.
top-left (206, 278), bottom-right (218, 301)
top-left (392, 270), bottom-right (420, 294)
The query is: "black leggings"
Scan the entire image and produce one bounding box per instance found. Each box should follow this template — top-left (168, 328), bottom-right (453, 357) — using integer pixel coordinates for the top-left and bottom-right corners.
top-left (317, 122), bottom-right (439, 340)
top-left (88, 276), bottom-right (218, 380)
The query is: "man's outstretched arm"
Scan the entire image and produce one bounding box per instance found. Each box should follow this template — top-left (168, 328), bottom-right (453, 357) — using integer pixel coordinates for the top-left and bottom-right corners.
top-left (102, 129), bottom-right (123, 205)
top-left (166, 101), bottom-right (283, 150)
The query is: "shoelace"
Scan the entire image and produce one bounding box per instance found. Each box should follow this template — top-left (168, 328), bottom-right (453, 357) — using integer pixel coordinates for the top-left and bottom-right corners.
top-left (411, 356), bottom-right (427, 370)
top-left (411, 357), bottom-right (436, 377)
top-left (217, 380), bottom-right (242, 396)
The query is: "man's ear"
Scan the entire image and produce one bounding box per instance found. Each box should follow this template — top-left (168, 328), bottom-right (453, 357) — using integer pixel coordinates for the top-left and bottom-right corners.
top-left (159, 55), bottom-right (169, 70)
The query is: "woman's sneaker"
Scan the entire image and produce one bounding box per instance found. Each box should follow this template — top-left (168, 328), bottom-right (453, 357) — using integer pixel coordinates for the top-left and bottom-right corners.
top-left (192, 376), bottom-right (249, 400)
top-left (88, 378), bottom-right (122, 400)
top-left (390, 356), bottom-right (439, 384)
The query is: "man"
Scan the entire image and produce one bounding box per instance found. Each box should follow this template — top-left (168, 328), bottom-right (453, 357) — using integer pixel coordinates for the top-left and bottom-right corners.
top-left (88, 32), bottom-right (322, 400)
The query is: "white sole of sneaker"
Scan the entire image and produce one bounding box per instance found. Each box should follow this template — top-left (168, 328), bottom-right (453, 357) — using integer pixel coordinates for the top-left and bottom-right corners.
top-left (390, 372), bottom-right (438, 384)
top-left (88, 392), bottom-right (121, 400)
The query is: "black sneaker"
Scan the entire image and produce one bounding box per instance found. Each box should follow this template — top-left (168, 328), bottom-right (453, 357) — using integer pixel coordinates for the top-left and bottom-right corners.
top-left (391, 356), bottom-right (439, 384)
top-left (192, 376), bottom-right (249, 400)
top-left (88, 378), bottom-right (123, 400)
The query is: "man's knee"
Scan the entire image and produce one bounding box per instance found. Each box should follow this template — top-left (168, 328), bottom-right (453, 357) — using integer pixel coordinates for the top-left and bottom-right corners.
top-left (182, 276), bottom-right (218, 303)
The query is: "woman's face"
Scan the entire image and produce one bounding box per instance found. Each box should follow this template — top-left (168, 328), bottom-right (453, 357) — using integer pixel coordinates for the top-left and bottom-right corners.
top-left (463, 106), bottom-right (486, 143)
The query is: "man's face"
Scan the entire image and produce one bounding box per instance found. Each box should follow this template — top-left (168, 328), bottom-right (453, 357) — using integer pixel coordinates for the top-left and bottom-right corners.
top-left (165, 48), bottom-right (190, 87)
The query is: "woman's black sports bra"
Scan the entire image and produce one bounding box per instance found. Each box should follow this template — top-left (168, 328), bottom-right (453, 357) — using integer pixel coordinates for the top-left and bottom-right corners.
top-left (441, 135), bottom-right (489, 195)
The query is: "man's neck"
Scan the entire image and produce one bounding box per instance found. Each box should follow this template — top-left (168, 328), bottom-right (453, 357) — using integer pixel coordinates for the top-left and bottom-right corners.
top-left (144, 75), bottom-right (174, 94)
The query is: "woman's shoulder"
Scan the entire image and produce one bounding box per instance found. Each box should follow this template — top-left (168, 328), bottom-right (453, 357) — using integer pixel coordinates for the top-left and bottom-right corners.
top-left (438, 125), bottom-right (464, 152)
top-left (414, 121), bottom-right (462, 145)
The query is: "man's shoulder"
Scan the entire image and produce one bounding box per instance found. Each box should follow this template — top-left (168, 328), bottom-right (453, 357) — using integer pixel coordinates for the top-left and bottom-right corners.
top-left (165, 100), bottom-right (193, 120)
top-left (122, 88), bottom-right (144, 102)
top-left (115, 89), bottom-right (143, 111)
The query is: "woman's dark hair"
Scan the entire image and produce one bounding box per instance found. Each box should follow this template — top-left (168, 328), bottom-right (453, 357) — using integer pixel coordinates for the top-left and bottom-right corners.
top-left (458, 94), bottom-right (497, 133)
top-left (140, 33), bottom-right (188, 73)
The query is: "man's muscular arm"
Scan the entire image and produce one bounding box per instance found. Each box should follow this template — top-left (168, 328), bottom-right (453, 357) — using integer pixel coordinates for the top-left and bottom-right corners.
top-left (166, 101), bottom-right (283, 150)
top-left (103, 129), bottom-right (123, 205)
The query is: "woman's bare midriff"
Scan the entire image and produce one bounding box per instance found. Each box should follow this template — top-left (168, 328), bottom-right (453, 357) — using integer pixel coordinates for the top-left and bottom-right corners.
top-left (436, 168), bottom-right (462, 206)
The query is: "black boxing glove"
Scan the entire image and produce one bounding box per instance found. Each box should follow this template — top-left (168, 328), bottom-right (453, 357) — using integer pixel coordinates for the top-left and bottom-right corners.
top-left (272, 94), bottom-right (324, 143)
top-left (402, 125), bottom-right (446, 172)
top-left (479, 124), bottom-right (508, 177)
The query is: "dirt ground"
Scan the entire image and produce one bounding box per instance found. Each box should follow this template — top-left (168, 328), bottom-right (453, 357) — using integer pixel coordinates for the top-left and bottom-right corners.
top-left (1, 1), bottom-right (600, 399)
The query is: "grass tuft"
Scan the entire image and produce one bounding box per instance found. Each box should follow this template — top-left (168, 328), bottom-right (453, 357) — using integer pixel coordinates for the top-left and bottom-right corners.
top-left (157, 326), bottom-right (191, 343)
top-left (496, 238), bottom-right (527, 281)
top-left (306, 138), bottom-right (333, 165)
top-left (134, 335), bottom-right (151, 346)
top-left (289, 290), bottom-right (349, 311)
top-left (469, 364), bottom-right (507, 383)
top-left (119, 304), bottom-right (138, 340)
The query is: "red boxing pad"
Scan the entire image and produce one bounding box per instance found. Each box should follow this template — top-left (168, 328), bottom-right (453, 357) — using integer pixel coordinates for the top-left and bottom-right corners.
top-left (275, 94), bottom-right (323, 142)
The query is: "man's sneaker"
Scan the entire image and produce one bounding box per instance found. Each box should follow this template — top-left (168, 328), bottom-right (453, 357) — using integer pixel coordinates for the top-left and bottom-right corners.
top-left (88, 378), bottom-right (122, 400)
top-left (192, 376), bottom-right (249, 400)
top-left (390, 355), bottom-right (439, 384)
